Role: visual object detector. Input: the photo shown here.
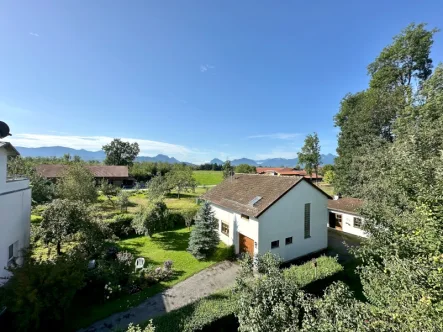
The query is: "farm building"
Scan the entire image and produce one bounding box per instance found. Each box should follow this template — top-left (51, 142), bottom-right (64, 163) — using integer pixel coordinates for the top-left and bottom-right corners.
top-left (328, 197), bottom-right (367, 238)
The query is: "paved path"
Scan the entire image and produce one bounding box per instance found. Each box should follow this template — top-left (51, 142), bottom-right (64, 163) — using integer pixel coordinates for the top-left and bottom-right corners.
top-left (80, 261), bottom-right (240, 332)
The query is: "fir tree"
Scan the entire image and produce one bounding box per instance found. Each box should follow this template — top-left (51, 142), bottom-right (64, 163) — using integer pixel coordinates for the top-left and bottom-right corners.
top-left (188, 202), bottom-right (219, 260)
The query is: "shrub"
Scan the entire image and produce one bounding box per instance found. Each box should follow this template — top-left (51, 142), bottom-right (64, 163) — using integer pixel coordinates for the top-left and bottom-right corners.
top-left (130, 261), bottom-right (174, 291)
top-left (168, 213), bottom-right (186, 227)
top-left (225, 245), bottom-right (236, 261)
top-left (127, 321), bottom-right (155, 332)
top-left (31, 215), bottom-right (43, 223)
top-left (2, 251), bottom-right (87, 331)
top-left (283, 255), bottom-right (343, 287)
top-left (108, 214), bottom-right (136, 238)
top-left (132, 201), bottom-right (171, 237)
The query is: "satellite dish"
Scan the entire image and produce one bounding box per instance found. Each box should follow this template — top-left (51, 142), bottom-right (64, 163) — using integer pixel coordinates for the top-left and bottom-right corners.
top-left (0, 121), bottom-right (11, 139)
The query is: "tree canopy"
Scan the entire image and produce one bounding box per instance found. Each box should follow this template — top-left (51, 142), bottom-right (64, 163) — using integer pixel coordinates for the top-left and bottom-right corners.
top-left (235, 164), bottom-right (256, 174)
top-left (297, 133), bottom-right (321, 179)
top-left (102, 138), bottom-right (140, 166)
top-left (56, 164), bottom-right (97, 203)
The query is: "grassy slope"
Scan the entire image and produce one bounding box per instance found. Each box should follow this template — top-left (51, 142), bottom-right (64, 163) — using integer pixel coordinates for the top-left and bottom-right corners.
top-left (193, 171), bottom-right (223, 186)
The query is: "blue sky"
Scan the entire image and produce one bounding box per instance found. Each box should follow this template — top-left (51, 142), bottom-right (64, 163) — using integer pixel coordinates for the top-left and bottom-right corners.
top-left (1, 1), bottom-right (443, 164)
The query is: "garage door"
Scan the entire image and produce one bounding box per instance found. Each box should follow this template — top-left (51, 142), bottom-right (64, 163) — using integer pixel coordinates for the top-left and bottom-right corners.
top-left (239, 233), bottom-right (254, 257)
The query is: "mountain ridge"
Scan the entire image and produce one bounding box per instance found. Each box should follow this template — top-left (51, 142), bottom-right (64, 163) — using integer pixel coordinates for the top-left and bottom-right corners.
top-left (15, 146), bottom-right (336, 166)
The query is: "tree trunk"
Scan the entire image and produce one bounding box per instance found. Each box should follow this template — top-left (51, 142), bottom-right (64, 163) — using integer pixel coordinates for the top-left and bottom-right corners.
top-left (57, 241), bottom-right (61, 255)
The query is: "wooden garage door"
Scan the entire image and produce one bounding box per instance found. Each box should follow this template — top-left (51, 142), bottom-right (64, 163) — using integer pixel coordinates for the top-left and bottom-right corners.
top-left (239, 233), bottom-right (254, 257)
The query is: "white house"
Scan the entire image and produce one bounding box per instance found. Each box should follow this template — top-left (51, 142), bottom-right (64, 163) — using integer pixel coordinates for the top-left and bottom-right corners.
top-left (0, 142), bottom-right (31, 284)
top-left (328, 197), bottom-right (367, 238)
top-left (202, 174), bottom-right (330, 262)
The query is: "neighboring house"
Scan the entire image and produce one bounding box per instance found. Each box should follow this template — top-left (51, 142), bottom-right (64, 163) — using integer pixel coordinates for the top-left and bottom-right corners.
top-left (36, 164), bottom-right (133, 187)
top-left (0, 142), bottom-right (31, 284)
top-left (256, 167), bottom-right (323, 181)
top-left (202, 174), bottom-right (331, 262)
top-left (328, 197), bottom-right (367, 238)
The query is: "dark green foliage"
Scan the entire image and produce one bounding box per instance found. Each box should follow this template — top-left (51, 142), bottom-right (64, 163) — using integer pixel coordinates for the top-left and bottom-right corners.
top-left (222, 160), bottom-right (234, 179)
top-left (7, 156), bottom-right (55, 204)
top-left (108, 214), bottom-right (136, 238)
top-left (297, 133), bottom-right (321, 179)
top-left (56, 163), bottom-right (97, 202)
top-left (132, 201), bottom-right (171, 237)
top-left (2, 251), bottom-right (87, 331)
top-left (102, 138), bottom-right (140, 166)
top-left (334, 23), bottom-right (438, 196)
top-left (129, 162), bottom-right (173, 182)
top-left (40, 199), bottom-right (90, 255)
top-left (188, 202), bottom-right (219, 260)
top-left (168, 212), bottom-right (186, 227)
top-left (235, 164), bottom-right (256, 174)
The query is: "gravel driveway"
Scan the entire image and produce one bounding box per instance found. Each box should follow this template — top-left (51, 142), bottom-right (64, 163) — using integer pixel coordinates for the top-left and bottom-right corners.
top-left (79, 261), bottom-right (240, 332)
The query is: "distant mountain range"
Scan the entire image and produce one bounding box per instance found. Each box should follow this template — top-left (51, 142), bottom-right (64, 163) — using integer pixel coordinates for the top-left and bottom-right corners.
top-left (210, 154), bottom-right (336, 167)
top-left (15, 146), bottom-right (336, 166)
top-left (15, 146), bottom-right (185, 164)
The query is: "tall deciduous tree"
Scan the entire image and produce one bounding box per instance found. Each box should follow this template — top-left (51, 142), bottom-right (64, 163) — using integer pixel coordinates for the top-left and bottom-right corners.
top-left (99, 179), bottom-right (120, 207)
top-left (56, 164), bottom-right (97, 203)
top-left (102, 138), bottom-right (140, 166)
top-left (334, 23), bottom-right (438, 196)
top-left (297, 133), bottom-right (321, 180)
top-left (187, 202), bottom-right (219, 260)
top-left (40, 199), bottom-right (90, 255)
top-left (222, 160), bottom-right (234, 179)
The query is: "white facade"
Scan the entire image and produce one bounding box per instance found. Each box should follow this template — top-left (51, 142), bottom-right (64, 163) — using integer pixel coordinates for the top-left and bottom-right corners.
top-left (0, 144), bottom-right (31, 284)
top-left (328, 209), bottom-right (367, 238)
top-left (210, 180), bottom-right (328, 262)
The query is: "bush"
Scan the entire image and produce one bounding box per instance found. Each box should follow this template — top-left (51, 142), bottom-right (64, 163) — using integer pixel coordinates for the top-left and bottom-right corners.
top-left (127, 320), bottom-right (155, 332)
top-left (2, 251), bottom-right (87, 331)
top-left (283, 255), bottom-right (343, 287)
top-left (130, 260), bottom-right (174, 291)
top-left (108, 214), bottom-right (136, 238)
top-left (168, 213), bottom-right (186, 227)
top-left (225, 245), bottom-right (236, 261)
top-left (31, 215), bottom-right (43, 223)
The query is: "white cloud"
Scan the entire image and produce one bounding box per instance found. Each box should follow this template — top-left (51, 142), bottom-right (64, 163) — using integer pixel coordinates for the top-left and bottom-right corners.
top-left (200, 64), bottom-right (215, 72)
top-left (29, 32), bottom-right (39, 37)
top-left (8, 133), bottom-right (208, 161)
top-left (247, 133), bottom-right (302, 140)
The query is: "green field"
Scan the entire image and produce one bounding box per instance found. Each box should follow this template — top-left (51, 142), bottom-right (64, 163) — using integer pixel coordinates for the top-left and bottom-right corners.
top-left (193, 171), bottom-right (223, 186)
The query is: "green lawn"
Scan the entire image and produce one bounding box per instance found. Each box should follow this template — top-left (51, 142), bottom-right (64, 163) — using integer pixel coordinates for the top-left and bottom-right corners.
top-left (193, 171), bottom-right (223, 186)
top-left (68, 227), bottom-right (230, 330)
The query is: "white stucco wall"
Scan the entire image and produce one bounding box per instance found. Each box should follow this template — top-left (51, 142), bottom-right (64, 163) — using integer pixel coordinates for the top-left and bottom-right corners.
top-left (328, 209), bottom-right (367, 238)
top-left (210, 203), bottom-right (259, 255)
top-left (258, 180), bottom-right (328, 262)
top-left (0, 148), bottom-right (32, 284)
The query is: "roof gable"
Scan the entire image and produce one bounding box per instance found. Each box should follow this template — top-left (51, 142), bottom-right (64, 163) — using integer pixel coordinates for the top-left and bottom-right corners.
top-left (202, 174), bottom-right (330, 218)
top-left (0, 142), bottom-right (20, 156)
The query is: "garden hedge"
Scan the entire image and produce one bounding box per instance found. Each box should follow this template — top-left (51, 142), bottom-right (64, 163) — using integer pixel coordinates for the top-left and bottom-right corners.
top-left (150, 255), bottom-right (343, 332)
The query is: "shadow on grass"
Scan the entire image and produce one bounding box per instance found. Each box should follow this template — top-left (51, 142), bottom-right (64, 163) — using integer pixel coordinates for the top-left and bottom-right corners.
top-left (150, 229), bottom-right (190, 251)
top-left (165, 192), bottom-right (199, 200)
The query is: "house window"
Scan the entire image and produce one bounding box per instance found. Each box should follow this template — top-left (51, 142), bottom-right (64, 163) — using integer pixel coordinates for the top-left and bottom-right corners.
top-left (8, 244), bottom-right (14, 260)
top-left (271, 240), bottom-right (280, 249)
top-left (285, 237), bottom-right (293, 245)
top-left (336, 214), bottom-right (342, 224)
top-left (354, 217), bottom-right (362, 229)
top-left (304, 203), bottom-right (311, 239)
top-left (241, 214), bottom-right (249, 221)
top-left (221, 222), bottom-right (229, 236)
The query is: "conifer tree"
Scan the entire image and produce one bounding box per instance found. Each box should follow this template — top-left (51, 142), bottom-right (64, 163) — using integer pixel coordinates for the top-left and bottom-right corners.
top-left (188, 202), bottom-right (219, 260)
